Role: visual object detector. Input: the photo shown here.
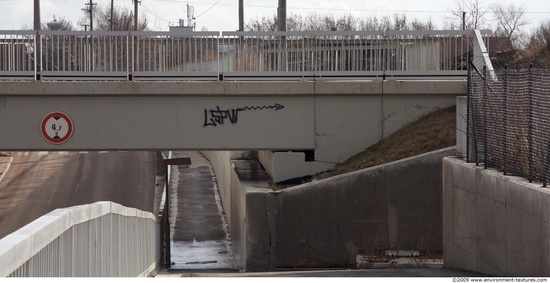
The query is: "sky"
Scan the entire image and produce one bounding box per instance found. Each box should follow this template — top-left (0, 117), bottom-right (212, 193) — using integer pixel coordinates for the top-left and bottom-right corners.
top-left (0, 0), bottom-right (549, 33)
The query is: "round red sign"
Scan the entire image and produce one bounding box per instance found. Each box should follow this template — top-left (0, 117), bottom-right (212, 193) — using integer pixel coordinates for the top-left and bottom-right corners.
top-left (41, 112), bottom-right (74, 144)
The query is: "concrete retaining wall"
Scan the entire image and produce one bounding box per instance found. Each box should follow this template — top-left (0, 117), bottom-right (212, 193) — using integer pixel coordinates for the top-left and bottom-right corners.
top-left (229, 166), bottom-right (247, 269)
top-left (237, 147), bottom-right (455, 271)
top-left (201, 151), bottom-right (232, 224)
top-left (205, 152), bottom-right (274, 271)
top-left (443, 157), bottom-right (550, 276)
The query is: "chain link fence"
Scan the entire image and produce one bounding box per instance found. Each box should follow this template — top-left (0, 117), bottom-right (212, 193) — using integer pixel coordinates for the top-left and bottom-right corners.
top-left (468, 63), bottom-right (550, 186)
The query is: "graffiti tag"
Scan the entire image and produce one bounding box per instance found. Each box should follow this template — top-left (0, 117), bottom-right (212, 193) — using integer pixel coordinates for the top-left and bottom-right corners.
top-left (203, 103), bottom-right (284, 127)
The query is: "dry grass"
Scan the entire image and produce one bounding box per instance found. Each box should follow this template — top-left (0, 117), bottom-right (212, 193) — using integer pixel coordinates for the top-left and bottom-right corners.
top-left (314, 106), bottom-right (456, 181)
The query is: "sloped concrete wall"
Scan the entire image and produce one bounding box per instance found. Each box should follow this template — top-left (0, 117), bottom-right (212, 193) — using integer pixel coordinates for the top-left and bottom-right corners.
top-left (239, 147), bottom-right (455, 271)
top-left (443, 157), bottom-right (550, 276)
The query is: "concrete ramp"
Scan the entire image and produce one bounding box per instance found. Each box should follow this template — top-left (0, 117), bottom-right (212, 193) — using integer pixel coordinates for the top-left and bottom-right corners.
top-left (168, 151), bottom-right (237, 271)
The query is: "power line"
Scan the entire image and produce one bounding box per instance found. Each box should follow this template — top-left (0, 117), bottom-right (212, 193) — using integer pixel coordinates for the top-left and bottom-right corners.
top-left (141, 4), bottom-right (173, 23)
top-left (194, 0), bottom-right (221, 18)
top-left (153, 1), bottom-right (550, 15)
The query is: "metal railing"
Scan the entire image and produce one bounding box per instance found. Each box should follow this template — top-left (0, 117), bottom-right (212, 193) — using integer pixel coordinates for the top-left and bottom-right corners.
top-left (0, 30), bottom-right (491, 81)
top-left (0, 202), bottom-right (161, 277)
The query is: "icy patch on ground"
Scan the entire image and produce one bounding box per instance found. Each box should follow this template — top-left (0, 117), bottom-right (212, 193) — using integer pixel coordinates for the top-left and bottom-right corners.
top-left (171, 240), bottom-right (237, 270)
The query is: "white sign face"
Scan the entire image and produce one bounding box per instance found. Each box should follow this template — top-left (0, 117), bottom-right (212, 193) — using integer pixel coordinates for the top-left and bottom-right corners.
top-left (41, 112), bottom-right (73, 144)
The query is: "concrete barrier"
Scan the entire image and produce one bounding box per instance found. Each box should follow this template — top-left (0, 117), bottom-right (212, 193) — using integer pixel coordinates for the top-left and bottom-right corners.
top-left (443, 157), bottom-right (550, 276)
top-left (234, 147), bottom-right (455, 271)
top-left (0, 201), bottom-right (161, 277)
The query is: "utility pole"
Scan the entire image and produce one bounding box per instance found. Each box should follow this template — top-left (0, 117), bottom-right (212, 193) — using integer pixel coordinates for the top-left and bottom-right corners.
top-left (134, 0), bottom-right (140, 31)
top-left (277, 0), bottom-right (286, 31)
top-left (85, 0), bottom-right (97, 31)
top-left (34, 0), bottom-right (41, 80)
top-left (110, 0), bottom-right (114, 31)
top-left (277, 0), bottom-right (287, 71)
top-left (34, 0), bottom-right (41, 30)
top-left (238, 0), bottom-right (243, 31)
top-left (462, 11), bottom-right (466, 30)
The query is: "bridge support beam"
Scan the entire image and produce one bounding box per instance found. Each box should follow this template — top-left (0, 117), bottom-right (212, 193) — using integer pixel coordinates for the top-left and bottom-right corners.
top-left (0, 79), bottom-right (465, 181)
top-left (0, 81), bottom-right (317, 151)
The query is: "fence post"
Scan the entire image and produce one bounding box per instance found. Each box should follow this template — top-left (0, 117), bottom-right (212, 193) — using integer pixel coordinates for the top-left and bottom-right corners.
top-left (482, 65), bottom-right (488, 169)
top-left (467, 51), bottom-right (481, 166)
top-left (38, 31), bottom-right (43, 81)
top-left (164, 163), bottom-right (171, 268)
top-left (528, 63), bottom-right (533, 183)
top-left (503, 65), bottom-right (508, 175)
top-left (126, 32), bottom-right (130, 81)
top-left (544, 142), bottom-right (550, 187)
top-left (466, 51), bottom-right (471, 163)
top-left (34, 31), bottom-right (38, 80)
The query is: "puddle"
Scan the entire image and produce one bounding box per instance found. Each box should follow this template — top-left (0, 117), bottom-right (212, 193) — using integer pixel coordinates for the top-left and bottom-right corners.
top-left (171, 240), bottom-right (238, 270)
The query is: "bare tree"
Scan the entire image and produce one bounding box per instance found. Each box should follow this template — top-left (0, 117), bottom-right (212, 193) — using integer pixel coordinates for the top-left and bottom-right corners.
top-left (448, 0), bottom-right (492, 29)
top-left (503, 20), bottom-right (550, 68)
top-left (246, 15), bottom-right (278, 31)
top-left (528, 21), bottom-right (550, 52)
top-left (392, 14), bottom-right (408, 31)
top-left (411, 18), bottom-right (435, 31)
top-left (492, 3), bottom-right (529, 47)
top-left (246, 13), bottom-right (436, 31)
top-left (81, 5), bottom-right (149, 31)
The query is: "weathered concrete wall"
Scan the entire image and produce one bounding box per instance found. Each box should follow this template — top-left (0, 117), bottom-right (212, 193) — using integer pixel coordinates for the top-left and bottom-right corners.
top-left (0, 81), bottom-right (317, 151)
top-left (443, 157), bottom-right (550, 276)
top-left (260, 80), bottom-right (465, 182)
top-left (0, 80), bottom-right (463, 183)
top-left (238, 147), bottom-right (455, 270)
top-left (229, 166), bottom-right (247, 269)
top-left (200, 151), bottom-right (232, 224)
top-left (456, 96), bottom-right (467, 158)
top-left (202, 150), bottom-right (268, 271)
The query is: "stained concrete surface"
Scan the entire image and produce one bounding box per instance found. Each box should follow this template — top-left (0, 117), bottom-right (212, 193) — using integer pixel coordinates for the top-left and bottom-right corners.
top-left (168, 151), bottom-right (238, 271)
top-left (158, 151), bottom-right (487, 277)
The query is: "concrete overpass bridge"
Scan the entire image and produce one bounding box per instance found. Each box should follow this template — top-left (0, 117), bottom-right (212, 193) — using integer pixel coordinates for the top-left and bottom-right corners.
top-left (0, 29), bottom-right (493, 276)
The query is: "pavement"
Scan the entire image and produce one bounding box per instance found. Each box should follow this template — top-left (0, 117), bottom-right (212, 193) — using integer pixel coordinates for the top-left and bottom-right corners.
top-left (157, 268), bottom-right (486, 277)
top-left (166, 151), bottom-right (238, 271)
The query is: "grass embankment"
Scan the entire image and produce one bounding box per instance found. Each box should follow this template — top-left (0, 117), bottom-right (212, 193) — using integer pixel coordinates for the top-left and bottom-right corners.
top-left (315, 106), bottom-right (456, 180)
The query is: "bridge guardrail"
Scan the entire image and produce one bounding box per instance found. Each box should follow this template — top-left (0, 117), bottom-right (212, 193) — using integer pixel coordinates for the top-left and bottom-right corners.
top-left (0, 30), bottom-right (492, 81)
top-left (0, 201), bottom-right (160, 277)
